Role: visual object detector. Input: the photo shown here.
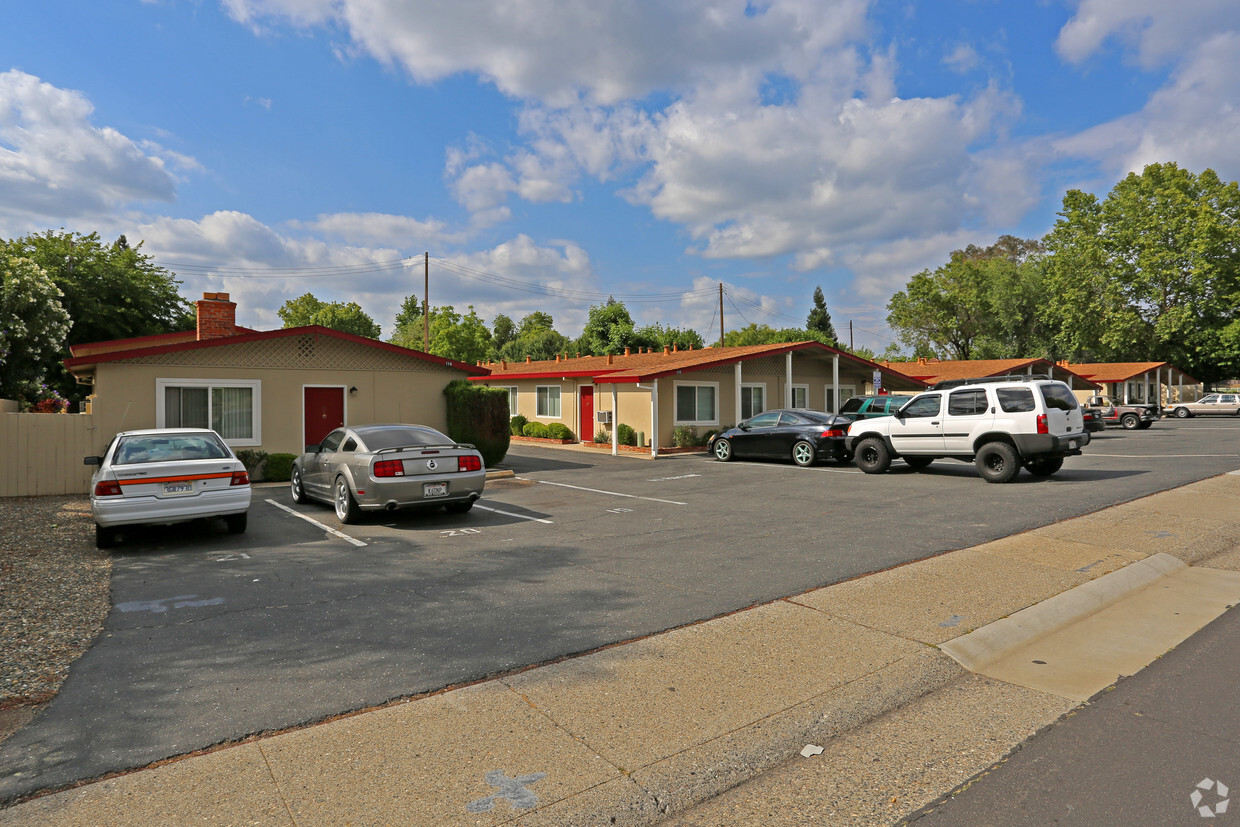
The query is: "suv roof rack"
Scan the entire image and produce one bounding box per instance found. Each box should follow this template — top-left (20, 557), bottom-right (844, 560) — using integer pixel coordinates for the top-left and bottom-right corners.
top-left (931, 373), bottom-right (1054, 390)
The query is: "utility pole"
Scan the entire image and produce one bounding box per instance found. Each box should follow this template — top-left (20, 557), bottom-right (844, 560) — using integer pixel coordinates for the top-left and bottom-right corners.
top-left (423, 252), bottom-right (430, 352)
top-left (719, 283), bottom-right (725, 348)
top-left (849, 320), bottom-right (854, 351)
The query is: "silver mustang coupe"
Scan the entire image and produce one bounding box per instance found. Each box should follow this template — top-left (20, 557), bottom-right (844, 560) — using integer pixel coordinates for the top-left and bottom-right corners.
top-left (291, 424), bottom-right (485, 523)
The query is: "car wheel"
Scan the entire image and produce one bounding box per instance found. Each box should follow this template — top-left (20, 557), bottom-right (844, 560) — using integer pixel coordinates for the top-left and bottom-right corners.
top-left (226, 512), bottom-right (248, 534)
top-left (1120, 413), bottom-right (1140, 430)
top-left (713, 438), bottom-right (733, 462)
top-left (791, 440), bottom-right (816, 467)
top-left (95, 524), bottom-right (117, 549)
top-left (976, 442), bottom-right (1020, 483)
top-left (854, 438), bottom-right (891, 475)
top-left (446, 500), bottom-right (474, 514)
top-left (1174, 407), bottom-right (1190, 419)
top-left (1024, 456), bottom-right (1063, 477)
top-left (904, 456), bottom-right (933, 470)
top-left (290, 466), bottom-right (308, 503)
top-left (334, 476), bottom-right (361, 524)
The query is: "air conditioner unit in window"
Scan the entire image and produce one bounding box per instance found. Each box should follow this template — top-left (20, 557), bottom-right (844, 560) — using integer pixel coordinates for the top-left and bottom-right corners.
top-left (596, 410), bottom-right (613, 424)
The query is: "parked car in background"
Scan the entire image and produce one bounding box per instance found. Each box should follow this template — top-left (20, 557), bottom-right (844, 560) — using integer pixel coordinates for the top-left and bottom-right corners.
top-left (1168, 393), bottom-right (1240, 418)
top-left (1081, 406), bottom-right (1105, 433)
top-left (291, 424), bottom-right (485, 523)
top-left (1085, 396), bottom-right (1159, 430)
top-left (846, 376), bottom-right (1089, 483)
top-left (838, 394), bottom-right (914, 422)
top-left (708, 409), bottom-right (851, 467)
top-left (85, 428), bottom-right (251, 549)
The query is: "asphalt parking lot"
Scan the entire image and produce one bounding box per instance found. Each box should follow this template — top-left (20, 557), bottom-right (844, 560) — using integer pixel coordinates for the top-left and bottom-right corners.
top-left (2, 418), bottom-right (1238, 802)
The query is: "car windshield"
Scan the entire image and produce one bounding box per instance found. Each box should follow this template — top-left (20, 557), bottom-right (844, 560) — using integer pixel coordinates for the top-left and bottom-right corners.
top-left (358, 426), bottom-right (452, 450)
top-left (114, 433), bottom-right (230, 464)
top-left (839, 398), bottom-right (864, 414)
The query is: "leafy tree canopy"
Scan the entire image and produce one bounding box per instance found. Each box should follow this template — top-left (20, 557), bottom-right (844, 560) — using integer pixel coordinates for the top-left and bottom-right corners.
top-left (631, 322), bottom-right (705, 352)
top-left (722, 323), bottom-right (834, 347)
top-left (0, 254), bottom-right (71, 402)
top-left (1041, 163), bottom-right (1240, 383)
top-left (579, 298), bottom-right (636, 355)
top-left (426, 304), bottom-right (493, 365)
top-left (278, 292), bottom-right (380, 339)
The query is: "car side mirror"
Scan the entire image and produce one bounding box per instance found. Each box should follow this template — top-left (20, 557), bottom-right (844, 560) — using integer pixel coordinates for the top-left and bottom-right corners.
top-left (84, 456), bottom-right (102, 466)
top-left (304, 445), bottom-right (321, 454)
top-left (738, 422), bottom-right (751, 431)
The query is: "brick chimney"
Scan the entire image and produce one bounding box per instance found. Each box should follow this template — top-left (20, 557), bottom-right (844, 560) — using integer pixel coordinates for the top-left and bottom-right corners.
top-left (196, 292), bottom-right (237, 340)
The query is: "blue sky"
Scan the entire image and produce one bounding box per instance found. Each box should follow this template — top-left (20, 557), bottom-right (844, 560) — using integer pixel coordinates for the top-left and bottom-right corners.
top-left (3, 1), bottom-right (1238, 352)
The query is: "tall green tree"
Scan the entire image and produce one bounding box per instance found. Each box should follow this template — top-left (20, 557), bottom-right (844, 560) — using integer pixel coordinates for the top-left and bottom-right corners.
top-left (886, 238), bottom-right (1047, 360)
top-left (498, 328), bottom-right (572, 362)
top-left (0, 230), bottom-right (193, 400)
top-left (278, 292), bottom-right (380, 339)
top-left (806, 286), bottom-right (838, 343)
top-left (388, 294), bottom-right (426, 349)
top-left (0, 255), bottom-right (72, 402)
top-left (491, 313), bottom-right (516, 351)
top-left (426, 305), bottom-right (493, 365)
top-left (1041, 163), bottom-right (1240, 382)
top-left (631, 322), bottom-right (705, 351)
top-left (580, 297), bottom-right (637, 355)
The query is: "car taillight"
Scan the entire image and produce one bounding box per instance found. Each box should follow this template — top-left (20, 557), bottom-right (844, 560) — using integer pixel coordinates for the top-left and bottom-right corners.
top-left (230, 470), bottom-right (250, 486)
top-left (457, 455), bottom-right (482, 472)
top-left (1036, 414), bottom-right (1049, 434)
top-left (821, 428), bottom-right (846, 438)
top-left (94, 480), bottom-right (122, 497)
top-left (374, 459), bottom-right (405, 477)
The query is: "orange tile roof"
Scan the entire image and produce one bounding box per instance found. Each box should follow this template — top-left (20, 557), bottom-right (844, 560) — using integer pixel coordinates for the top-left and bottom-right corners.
top-left (878, 358), bottom-right (1100, 388)
top-left (478, 342), bottom-right (927, 389)
top-left (1064, 361), bottom-right (1199, 384)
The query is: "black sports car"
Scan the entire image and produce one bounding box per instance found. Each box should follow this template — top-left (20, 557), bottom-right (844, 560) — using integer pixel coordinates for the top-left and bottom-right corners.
top-left (707, 408), bottom-right (851, 467)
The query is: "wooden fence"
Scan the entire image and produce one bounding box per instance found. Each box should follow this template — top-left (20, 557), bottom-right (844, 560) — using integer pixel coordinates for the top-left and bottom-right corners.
top-left (0, 413), bottom-right (104, 497)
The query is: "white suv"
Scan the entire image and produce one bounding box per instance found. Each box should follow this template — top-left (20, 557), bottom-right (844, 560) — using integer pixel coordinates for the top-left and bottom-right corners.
top-left (844, 376), bottom-right (1090, 483)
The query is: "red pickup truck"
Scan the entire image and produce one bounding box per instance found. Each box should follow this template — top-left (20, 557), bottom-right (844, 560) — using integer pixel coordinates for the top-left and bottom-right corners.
top-left (1085, 396), bottom-right (1160, 430)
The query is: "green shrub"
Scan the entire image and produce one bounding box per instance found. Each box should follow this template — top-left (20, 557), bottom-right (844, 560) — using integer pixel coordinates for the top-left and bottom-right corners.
top-left (545, 422), bottom-right (574, 440)
top-left (444, 380), bottom-right (511, 466)
top-left (616, 423), bottom-right (638, 446)
top-left (235, 449), bottom-right (268, 478)
top-left (509, 413), bottom-right (528, 436)
top-left (593, 428), bottom-right (610, 443)
top-left (522, 421), bottom-right (550, 438)
top-left (672, 425), bottom-right (704, 447)
top-left (264, 453), bottom-right (296, 482)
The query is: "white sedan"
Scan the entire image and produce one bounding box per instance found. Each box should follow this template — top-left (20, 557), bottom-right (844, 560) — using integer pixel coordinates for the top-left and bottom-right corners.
top-left (1169, 393), bottom-right (1240, 418)
top-left (85, 428), bottom-right (251, 548)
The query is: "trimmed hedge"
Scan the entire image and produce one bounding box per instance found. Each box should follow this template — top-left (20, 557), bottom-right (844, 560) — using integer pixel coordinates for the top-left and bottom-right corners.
top-left (616, 423), bottom-right (638, 446)
top-left (509, 414), bottom-right (528, 436)
top-left (264, 453), bottom-right (297, 482)
top-left (444, 380), bottom-right (511, 467)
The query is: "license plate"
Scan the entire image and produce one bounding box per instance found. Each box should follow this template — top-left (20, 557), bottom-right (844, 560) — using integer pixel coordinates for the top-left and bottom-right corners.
top-left (163, 481), bottom-right (193, 495)
top-left (424, 483), bottom-right (448, 498)
top-left (1069, 440), bottom-right (1078, 449)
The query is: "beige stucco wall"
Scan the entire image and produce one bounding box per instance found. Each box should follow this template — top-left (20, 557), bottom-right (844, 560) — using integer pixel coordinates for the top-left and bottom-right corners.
top-left (484, 351), bottom-right (896, 449)
top-left (87, 333), bottom-right (470, 456)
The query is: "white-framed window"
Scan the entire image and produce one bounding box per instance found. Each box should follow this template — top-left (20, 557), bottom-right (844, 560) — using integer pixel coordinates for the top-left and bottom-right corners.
top-left (536, 385), bottom-right (562, 418)
top-left (825, 385), bottom-right (856, 414)
top-left (500, 386), bottom-right (518, 417)
top-left (740, 383), bottom-right (766, 419)
top-left (675, 381), bottom-right (718, 426)
top-left (157, 378), bottom-right (261, 446)
top-left (791, 384), bottom-right (809, 409)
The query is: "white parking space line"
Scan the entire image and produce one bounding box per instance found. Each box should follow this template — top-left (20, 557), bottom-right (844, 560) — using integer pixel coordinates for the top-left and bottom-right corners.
top-left (265, 499), bottom-right (367, 547)
top-left (1085, 453), bottom-right (1240, 458)
top-left (473, 503), bottom-right (554, 524)
top-left (522, 478), bottom-right (688, 505)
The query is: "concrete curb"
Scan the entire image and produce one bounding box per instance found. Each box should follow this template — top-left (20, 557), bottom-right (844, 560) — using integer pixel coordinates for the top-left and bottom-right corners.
top-left (939, 553), bottom-right (1186, 671)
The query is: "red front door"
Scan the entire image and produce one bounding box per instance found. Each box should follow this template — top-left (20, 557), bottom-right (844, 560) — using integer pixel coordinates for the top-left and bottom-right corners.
top-left (304, 387), bottom-right (345, 448)
top-left (579, 386), bottom-right (594, 443)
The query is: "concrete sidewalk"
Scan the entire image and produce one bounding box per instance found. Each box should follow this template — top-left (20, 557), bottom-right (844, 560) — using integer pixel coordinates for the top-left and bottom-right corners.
top-left (3, 474), bottom-right (1240, 826)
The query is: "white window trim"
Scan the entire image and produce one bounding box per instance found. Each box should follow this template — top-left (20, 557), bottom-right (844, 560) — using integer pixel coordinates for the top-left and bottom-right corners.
top-left (500, 386), bottom-right (518, 417)
top-left (535, 385), bottom-right (563, 419)
top-left (156, 377), bottom-right (262, 447)
top-left (826, 385), bottom-right (856, 413)
top-left (740, 382), bottom-right (767, 419)
top-left (674, 380), bottom-right (720, 426)
top-left (790, 384), bottom-right (809, 409)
